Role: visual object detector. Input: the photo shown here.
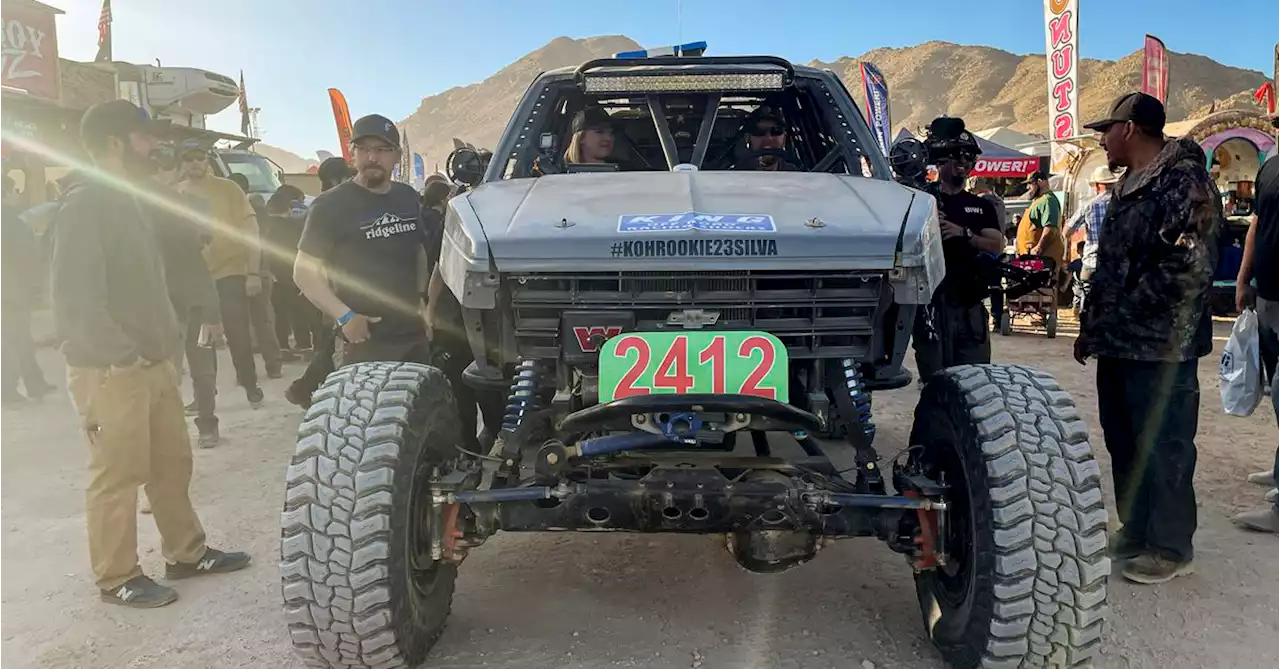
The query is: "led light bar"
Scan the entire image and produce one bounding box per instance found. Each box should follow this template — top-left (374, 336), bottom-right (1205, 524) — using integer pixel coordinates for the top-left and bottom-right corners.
top-left (583, 71), bottom-right (785, 94)
top-left (615, 41), bottom-right (708, 59)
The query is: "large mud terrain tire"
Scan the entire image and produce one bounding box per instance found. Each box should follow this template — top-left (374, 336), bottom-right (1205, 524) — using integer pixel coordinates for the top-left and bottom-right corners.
top-left (281, 362), bottom-right (462, 669)
top-left (909, 364), bottom-right (1109, 668)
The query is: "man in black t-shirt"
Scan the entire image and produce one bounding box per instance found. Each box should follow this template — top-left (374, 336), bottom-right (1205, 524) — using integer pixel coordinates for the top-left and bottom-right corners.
top-left (911, 117), bottom-right (1007, 382)
top-left (295, 114), bottom-right (430, 367)
top-left (1233, 119), bottom-right (1278, 534)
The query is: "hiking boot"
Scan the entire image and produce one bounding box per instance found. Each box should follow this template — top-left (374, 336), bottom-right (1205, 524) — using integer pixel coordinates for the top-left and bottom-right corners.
top-left (197, 428), bottom-right (221, 449)
top-left (1121, 554), bottom-right (1194, 585)
top-left (100, 575), bottom-right (178, 608)
top-left (1232, 506), bottom-right (1279, 534)
top-left (246, 386), bottom-right (265, 409)
top-left (1107, 531), bottom-right (1144, 560)
top-left (1247, 470), bottom-right (1277, 487)
top-left (165, 548), bottom-right (252, 580)
top-left (284, 381), bottom-right (311, 408)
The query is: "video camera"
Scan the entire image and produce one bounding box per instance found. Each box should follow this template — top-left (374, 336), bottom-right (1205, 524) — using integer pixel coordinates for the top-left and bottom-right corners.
top-left (888, 116), bottom-right (982, 192)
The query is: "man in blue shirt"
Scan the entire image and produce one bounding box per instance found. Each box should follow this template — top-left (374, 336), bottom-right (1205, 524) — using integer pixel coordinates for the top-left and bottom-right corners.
top-left (1066, 165), bottom-right (1123, 280)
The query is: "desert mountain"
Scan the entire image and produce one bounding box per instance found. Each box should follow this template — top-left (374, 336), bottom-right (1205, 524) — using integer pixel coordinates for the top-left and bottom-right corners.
top-left (258, 37), bottom-right (1270, 171)
top-left (397, 35), bottom-right (642, 173)
top-left (252, 143), bottom-right (317, 174)
top-left (811, 41), bottom-right (1268, 137)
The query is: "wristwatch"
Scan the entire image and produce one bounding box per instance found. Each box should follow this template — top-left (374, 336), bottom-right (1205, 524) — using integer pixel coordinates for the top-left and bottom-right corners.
top-left (337, 310), bottom-right (356, 326)
top-left (963, 227), bottom-right (973, 240)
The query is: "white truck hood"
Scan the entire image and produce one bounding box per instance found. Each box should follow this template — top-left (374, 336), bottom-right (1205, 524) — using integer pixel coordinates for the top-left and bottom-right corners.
top-left (460, 171), bottom-right (918, 272)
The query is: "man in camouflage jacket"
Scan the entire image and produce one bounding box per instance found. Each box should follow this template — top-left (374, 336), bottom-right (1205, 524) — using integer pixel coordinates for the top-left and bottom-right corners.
top-left (1076, 93), bottom-right (1223, 585)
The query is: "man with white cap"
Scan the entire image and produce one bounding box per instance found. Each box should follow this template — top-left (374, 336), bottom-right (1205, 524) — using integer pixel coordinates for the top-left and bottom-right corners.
top-left (1066, 164), bottom-right (1124, 283)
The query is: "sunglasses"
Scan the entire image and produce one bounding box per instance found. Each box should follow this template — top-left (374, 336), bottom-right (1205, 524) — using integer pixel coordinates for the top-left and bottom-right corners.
top-left (749, 126), bottom-right (786, 138)
top-left (181, 152), bottom-right (207, 163)
top-left (937, 153), bottom-right (976, 165)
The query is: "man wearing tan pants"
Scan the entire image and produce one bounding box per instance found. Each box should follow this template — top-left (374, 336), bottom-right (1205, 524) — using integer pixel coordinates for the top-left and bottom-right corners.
top-left (48, 100), bottom-right (250, 608)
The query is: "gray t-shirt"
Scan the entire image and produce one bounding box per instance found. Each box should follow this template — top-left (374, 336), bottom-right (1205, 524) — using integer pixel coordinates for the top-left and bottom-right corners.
top-left (298, 180), bottom-right (425, 336)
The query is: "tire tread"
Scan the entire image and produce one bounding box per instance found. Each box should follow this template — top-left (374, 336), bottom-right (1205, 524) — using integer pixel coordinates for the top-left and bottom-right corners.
top-left (281, 362), bottom-right (460, 669)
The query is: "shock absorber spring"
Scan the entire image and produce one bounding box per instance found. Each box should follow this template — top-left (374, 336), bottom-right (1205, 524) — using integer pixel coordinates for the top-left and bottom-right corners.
top-left (500, 360), bottom-right (540, 436)
top-left (841, 358), bottom-right (876, 441)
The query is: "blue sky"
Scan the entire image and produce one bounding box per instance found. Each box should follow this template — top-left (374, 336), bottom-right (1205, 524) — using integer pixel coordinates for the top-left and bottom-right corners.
top-left (49, 0), bottom-right (1278, 158)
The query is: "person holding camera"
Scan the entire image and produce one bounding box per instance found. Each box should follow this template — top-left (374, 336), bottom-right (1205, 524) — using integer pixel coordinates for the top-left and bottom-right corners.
top-left (911, 117), bottom-right (1006, 383)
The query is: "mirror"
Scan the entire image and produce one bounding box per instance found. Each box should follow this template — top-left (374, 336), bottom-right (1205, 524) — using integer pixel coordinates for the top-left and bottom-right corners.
top-left (448, 147), bottom-right (484, 186)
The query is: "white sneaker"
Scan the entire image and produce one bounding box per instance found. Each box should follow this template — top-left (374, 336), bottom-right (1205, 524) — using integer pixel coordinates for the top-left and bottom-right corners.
top-left (1247, 470), bottom-right (1277, 487)
top-left (1266, 489), bottom-right (1278, 504)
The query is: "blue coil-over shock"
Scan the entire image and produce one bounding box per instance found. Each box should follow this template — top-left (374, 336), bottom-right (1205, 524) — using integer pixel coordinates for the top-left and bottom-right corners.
top-left (837, 358), bottom-right (884, 493)
top-left (841, 358), bottom-right (876, 441)
top-left (500, 360), bottom-right (539, 437)
top-left (491, 360), bottom-right (540, 485)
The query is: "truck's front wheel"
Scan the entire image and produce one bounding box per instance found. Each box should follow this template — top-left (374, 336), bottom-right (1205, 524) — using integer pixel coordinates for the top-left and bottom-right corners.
top-left (281, 362), bottom-right (462, 669)
top-left (909, 364), bottom-right (1110, 668)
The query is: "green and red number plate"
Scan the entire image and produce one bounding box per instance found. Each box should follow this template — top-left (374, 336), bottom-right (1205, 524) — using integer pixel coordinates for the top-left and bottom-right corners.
top-left (598, 331), bottom-right (789, 403)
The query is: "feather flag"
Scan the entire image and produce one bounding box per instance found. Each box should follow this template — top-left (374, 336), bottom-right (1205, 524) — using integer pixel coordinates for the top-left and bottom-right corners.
top-left (327, 88), bottom-right (354, 163)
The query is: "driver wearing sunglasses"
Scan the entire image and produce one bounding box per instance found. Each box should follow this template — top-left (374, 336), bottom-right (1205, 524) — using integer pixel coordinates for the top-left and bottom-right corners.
top-left (737, 106), bottom-right (800, 172)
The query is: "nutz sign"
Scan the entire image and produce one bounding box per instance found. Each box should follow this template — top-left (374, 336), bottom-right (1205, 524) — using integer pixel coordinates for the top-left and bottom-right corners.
top-left (1043, 0), bottom-right (1079, 173)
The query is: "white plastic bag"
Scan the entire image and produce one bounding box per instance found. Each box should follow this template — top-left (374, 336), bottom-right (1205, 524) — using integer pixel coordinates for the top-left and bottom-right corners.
top-left (1220, 309), bottom-right (1263, 417)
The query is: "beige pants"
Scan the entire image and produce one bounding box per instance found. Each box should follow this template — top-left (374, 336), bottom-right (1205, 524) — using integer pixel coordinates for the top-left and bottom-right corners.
top-left (67, 361), bottom-right (207, 590)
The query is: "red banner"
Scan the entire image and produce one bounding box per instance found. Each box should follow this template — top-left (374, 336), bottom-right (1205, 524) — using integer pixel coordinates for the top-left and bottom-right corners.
top-left (1, 2), bottom-right (61, 100)
top-left (970, 156), bottom-right (1040, 178)
top-left (1142, 35), bottom-right (1169, 104)
top-left (327, 88), bottom-right (354, 163)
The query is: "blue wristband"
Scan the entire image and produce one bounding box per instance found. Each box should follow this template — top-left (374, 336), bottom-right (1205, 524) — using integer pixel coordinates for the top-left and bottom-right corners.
top-left (336, 310), bottom-right (356, 326)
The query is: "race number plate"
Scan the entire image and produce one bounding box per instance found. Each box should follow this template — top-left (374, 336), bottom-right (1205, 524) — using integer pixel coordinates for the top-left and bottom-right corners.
top-left (598, 331), bottom-right (789, 403)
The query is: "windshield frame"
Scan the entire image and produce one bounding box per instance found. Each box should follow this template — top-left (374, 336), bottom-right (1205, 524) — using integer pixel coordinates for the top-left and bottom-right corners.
top-left (483, 64), bottom-right (891, 182)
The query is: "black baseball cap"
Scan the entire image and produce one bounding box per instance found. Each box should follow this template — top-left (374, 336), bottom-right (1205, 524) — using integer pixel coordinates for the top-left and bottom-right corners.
top-left (747, 105), bottom-right (786, 126)
top-left (350, 114), bottom-right (400, 148)
top-left (317, 156), bottom-right (354, 182)
top-left (571, 107), bottom-right (613, 133)
top-left (1022, 171), bottom-right (1049, 185)
top-left (80, 99), bottom-right (168, 147)
top-left (1083, 92), bottom-right (1166, 132)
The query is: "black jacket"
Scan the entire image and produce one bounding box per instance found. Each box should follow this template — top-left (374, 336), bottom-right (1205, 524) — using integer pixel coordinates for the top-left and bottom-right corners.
top-left (1, 204), bottom-right (39, 311)
top-left (1080, 138), bottom-right (1223, 362)
top-left (148, 180), bottom-right (221, 325)
top-left (49, 173), bottom-right (181, 367)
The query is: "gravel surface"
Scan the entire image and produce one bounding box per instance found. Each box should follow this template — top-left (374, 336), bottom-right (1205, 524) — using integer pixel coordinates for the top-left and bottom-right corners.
top-left (2, 317), bottom-right (1276, 669)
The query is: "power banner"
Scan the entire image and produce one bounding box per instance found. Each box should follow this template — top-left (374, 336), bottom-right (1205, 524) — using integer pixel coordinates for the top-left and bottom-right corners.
top-left (327, 88), bottom-right (353, 163)
top-left (1142, 35), bottom-right (1169, 104)
top-left (1043, 0), bottom-right (1079, 174)
top-left (859, 62), bottom-right (892, 156)
top-left (2, 1), bottom-right (61, 100)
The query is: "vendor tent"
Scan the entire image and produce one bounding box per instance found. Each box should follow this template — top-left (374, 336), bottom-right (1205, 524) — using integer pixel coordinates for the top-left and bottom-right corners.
top-left (971, 135), bottom-right (1040, 178)
top-left (975, 127), bottom-right (1050, 157)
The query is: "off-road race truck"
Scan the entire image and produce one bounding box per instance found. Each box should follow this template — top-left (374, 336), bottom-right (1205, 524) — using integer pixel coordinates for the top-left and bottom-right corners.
top-left (280, 51), bottom-right (1110, 669)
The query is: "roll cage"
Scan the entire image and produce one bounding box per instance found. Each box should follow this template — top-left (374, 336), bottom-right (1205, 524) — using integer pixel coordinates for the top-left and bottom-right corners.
top-left (482, 55), bottom-right (891, 181)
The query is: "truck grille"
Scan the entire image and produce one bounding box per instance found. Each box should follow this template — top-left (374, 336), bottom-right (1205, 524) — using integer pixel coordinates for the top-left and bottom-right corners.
top-left (507, 270), bottom-right (886, 361)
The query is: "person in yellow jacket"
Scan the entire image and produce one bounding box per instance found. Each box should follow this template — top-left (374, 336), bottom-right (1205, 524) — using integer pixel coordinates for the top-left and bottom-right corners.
top-left (1016, 171), bottom-right (1065, 270)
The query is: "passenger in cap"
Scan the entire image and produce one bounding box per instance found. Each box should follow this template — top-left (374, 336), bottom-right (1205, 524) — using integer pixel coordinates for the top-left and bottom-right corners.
top-left (737, 106), bottom-right (800, 171)
top-left (564, 107), bottom-right (616, 165)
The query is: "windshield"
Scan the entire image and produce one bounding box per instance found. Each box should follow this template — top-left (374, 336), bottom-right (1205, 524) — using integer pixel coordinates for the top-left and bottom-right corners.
top-left (219, 152), bottom-right (283, 194)
top-left (491, 73), bottom-right (886, 181)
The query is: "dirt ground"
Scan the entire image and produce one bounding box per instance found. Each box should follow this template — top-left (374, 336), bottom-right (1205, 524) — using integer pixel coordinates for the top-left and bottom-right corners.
top-left (2, 313), bottom-right (1277, 669)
